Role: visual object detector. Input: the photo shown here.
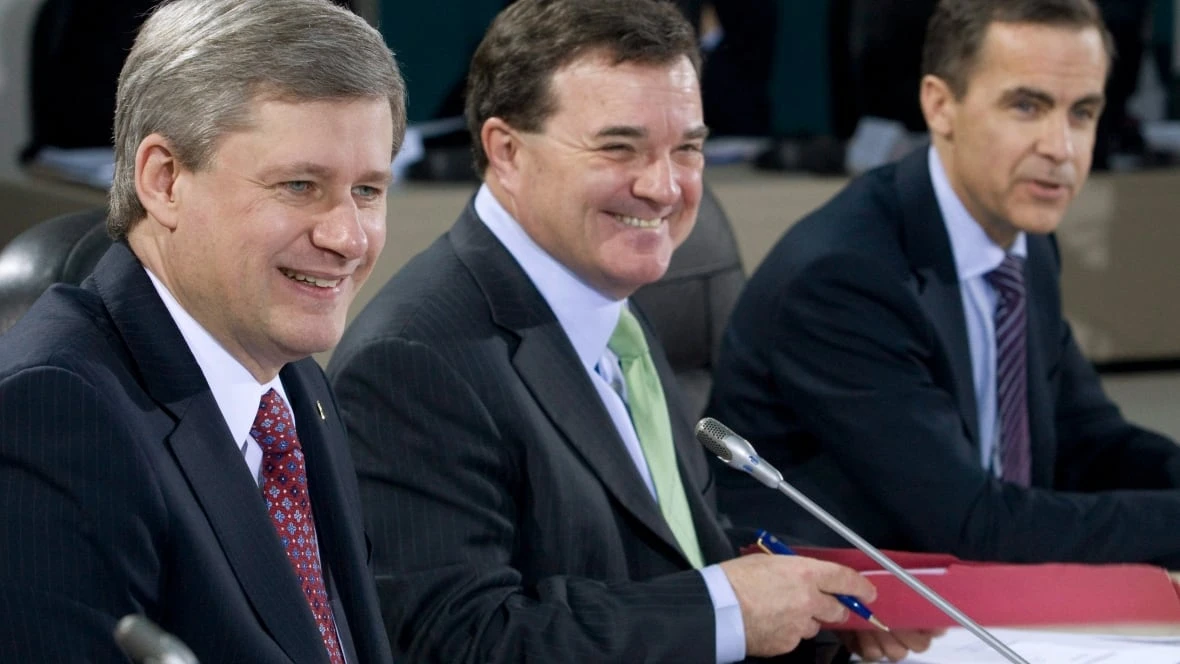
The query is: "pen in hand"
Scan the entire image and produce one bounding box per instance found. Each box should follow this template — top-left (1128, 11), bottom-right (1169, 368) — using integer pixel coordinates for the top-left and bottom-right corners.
top-left (755, 529), bottom-right (890, 632)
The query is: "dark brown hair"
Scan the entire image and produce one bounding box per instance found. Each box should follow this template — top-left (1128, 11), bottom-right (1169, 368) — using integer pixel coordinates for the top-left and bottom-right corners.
top-left (922, 0), bottom-right (1113, 98)
top-left (465, 0), bottom-right (700, 175)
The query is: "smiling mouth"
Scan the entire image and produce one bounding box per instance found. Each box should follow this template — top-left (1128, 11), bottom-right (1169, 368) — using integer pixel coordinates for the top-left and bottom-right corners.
top-left (613, 214), bottom-right (665, 229)
top-left (279, 268), bottom-right (341, 288)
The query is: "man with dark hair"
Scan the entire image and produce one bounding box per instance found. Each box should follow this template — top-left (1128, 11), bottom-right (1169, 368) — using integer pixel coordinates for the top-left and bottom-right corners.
top-left (709, 0), bottom-right (1180, 566)
top-left (330, 0), bottom-right (933, 661)
top-left (0, 0), bottom-right (404, 661)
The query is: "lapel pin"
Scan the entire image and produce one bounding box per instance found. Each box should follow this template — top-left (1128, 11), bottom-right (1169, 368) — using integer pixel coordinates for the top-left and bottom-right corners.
top-left (316, 400), bottom-right (326, 421)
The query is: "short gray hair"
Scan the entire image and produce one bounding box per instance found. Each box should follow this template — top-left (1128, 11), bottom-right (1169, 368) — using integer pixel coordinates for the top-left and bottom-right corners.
top-left (109, 0), bottom-right (406, 238)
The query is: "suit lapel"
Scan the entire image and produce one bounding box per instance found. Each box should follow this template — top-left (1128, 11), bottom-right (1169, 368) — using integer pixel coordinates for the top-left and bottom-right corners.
top-left (647, 314), bottom-right (734, 564)
top-left (1022, 237), bottom-right (1057, 486)
top-left (282, 361), bottom-right (375, 664)
top-left (91, 243), bottom-right (328, 664)
top-left (895, 151), bottom-right (982, 449)
top-left (167, 399), bottom-right (328, 663)
top-left (449, 205), bottom-right (689, 564)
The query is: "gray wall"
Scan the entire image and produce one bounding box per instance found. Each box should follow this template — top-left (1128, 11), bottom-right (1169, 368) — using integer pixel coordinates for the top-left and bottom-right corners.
top-left (0, 0), bottom-right (40, 180)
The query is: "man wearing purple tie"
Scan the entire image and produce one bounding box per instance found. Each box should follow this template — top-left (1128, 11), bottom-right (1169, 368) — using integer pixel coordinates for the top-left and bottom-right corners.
top-left (709, 0), bottom-right (1180, 568)
top-left (0, 0), bottom-right (404, 661)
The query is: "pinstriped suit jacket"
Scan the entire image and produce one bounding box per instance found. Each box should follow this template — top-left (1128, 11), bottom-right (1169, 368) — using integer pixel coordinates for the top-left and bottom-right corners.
top-left (0, 242), bottom-right (392, 664)
top-left (708, 148), bottom-right (1180, 565)
top-left (328, 205), bottom-right (841, 663)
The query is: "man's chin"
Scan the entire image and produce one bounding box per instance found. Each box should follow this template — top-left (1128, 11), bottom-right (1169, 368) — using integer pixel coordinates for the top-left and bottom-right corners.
top-left (1011, 212), bottom-right (1067, 237)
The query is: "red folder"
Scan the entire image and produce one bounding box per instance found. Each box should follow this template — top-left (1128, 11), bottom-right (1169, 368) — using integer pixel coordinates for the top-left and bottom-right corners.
top-left (791, 546), bottom-right (1180, 630)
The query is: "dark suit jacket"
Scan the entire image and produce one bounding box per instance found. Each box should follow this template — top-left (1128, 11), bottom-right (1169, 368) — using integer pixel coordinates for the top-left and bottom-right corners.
top-left (708, 148), bottom-right (1180, 566)
top-left (328, 205), bottom-right (843, 663)
top-left (0, 242), bottom-right (392, 663)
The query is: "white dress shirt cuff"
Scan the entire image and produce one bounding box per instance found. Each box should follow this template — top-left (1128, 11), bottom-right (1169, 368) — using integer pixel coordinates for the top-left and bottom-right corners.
top-left (701, 564), bottom-right (746, 663)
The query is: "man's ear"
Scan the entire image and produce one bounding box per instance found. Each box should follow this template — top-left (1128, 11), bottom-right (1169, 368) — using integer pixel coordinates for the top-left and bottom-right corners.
top-left (134, 133), bottom-right (184, 231)
top-left (920, 74), bottom-right (957, 141)
top-left (481, 117), bottom-right (525, 192)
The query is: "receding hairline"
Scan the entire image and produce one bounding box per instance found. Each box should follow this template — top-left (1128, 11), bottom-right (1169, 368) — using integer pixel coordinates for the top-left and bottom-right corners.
top-left (529, 49), bottom-right (703, 131)
top-left (937, 19), bottom-right (1112, 99)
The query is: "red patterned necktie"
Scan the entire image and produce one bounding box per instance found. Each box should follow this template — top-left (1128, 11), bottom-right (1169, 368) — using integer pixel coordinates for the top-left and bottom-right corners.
top-left (252, 388), bottom-right (345, 664)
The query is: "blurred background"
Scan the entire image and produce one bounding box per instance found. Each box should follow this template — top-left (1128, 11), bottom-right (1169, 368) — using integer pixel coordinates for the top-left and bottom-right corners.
top-left (2, 0), bottom-right (1180, 434)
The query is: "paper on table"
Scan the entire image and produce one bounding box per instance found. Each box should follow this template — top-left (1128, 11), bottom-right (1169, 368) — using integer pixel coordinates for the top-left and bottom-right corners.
top-left (887, 628), bottom-right (1180, 664)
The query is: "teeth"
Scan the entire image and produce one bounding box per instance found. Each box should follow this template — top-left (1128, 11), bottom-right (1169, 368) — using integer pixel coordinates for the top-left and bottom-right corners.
top-left (614, 214), bottom-right (663, 229)
top-left (280, 268), bottom-right (341, 288)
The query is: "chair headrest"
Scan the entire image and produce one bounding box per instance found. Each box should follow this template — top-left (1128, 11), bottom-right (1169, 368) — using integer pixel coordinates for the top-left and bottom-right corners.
top-left (631, 185), bottom-right (746, 418)
top-left (0, 208), bottom-right (112, 333)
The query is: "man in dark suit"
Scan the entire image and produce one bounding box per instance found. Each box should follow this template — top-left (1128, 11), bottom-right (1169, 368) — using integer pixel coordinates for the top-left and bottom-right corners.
top-left (329, 1), bottom-right (933, 662)
top-left (0, 1), bottom-right (405, 661)
top-left (709, 0), bottom-right (1180, 567)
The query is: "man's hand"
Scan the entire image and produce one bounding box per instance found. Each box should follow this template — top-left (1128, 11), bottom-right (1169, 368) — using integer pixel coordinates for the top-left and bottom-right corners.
top-left (840, 628), bottom-right (944, 662)
top-left (719, 553), bottom-right (878, 657)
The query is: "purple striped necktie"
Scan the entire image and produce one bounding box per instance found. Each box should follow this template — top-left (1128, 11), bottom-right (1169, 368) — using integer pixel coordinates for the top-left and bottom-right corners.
top-left (986, 255), bottom-right (1031, 486)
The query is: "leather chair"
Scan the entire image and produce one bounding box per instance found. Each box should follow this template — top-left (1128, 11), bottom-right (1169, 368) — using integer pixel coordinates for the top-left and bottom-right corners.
top-left (0, 208), bottom-right (112, 333)
top-left (632, 185), bottom-right (746, 420)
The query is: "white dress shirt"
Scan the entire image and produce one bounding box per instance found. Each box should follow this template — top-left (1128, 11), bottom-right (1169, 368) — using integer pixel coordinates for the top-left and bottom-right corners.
top-left (475, 185), bottom-right (746, 663)
top-left (928, 146), bottom-right (1028, 475)
top-left (145, 267), bottom-right (349, 661)
top-left (145, 268), bottom-right (285, 485)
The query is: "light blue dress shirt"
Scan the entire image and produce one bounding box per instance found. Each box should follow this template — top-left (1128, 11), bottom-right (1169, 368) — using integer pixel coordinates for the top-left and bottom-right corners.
top-left (475, 185), bottom-right (746, 663)
top-left (928, 146), bottom-right (1028, 475)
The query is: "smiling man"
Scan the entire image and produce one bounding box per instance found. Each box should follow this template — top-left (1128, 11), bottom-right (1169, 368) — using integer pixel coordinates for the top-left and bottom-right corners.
top-left (327, 1), bottom-right (932, 662)
top-left (708, 0), bottom-right (1180, 568)
top-left (0, 0), bottom-right (404, 661)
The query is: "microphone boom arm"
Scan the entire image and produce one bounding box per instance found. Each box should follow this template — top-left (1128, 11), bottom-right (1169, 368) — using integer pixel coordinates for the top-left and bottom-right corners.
top-left (696, 417), bottom-right (1030, 664)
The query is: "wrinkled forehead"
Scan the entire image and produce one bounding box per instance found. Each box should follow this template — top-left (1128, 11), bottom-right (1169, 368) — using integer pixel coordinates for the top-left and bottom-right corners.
top-left (968, 22), bottom-right (1108, 100)
top-left (544, 52), bottom-right (704, 132)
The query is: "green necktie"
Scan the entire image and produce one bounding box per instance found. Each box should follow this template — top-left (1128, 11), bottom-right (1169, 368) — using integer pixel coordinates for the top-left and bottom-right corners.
top-left (608, 307), bottom-right (705, 568)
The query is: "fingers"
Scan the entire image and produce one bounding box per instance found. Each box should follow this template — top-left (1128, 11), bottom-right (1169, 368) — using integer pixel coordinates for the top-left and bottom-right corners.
top-left (814, 595), bottom-right (850, 625)
top-left (850, 630), bottom-right (886, 662)
top-left (719, 554), bottom-right (878, 657)
top-left (847, 630), bottom-right (907, 662)
top-left (819, 564), bottom-right (878, 605)
top-left (890, 628), bottom-right (940, 654)
top-left (843, 628), bottom-right (943, 662)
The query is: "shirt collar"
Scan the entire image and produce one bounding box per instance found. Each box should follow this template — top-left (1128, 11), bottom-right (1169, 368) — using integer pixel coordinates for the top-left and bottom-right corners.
top-left (144, 268), bottom-right (285, 446)
top-left (474, 184), bottom-right (624, 371)
top-left (928, 145), bottom-right (1027, 281)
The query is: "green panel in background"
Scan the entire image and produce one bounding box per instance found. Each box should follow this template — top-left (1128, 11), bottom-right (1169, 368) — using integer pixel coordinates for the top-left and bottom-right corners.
top-left (378, 1), bottom-right (504, 122)
top-left (769, 1), bottom-right (831, 137)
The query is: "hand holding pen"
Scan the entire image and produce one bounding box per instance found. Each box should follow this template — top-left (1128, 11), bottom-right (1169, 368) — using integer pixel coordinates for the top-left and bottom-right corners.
top-left (755, 529), bottom-right (890, 632)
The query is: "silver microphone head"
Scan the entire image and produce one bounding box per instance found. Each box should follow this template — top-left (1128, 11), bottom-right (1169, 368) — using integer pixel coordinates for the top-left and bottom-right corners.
top-left (694, 418), bottom-right (783, 488)
top-left (114, 615), bottom-right (200, 664)
top-left (695, 417), bottom-right (734, 461)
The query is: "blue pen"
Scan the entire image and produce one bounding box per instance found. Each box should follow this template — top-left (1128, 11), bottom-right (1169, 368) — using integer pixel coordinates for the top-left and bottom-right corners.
top-left (755, 529), bottom-right (890, 632)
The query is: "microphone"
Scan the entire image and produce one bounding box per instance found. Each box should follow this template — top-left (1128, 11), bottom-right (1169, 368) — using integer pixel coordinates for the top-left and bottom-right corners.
top-left (696, 417), bottom-right (1031, 664)
top-left (114, 615), bottom-right (200, 664)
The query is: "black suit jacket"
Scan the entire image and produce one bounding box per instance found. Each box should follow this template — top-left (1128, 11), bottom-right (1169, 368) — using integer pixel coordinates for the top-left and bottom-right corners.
top-left (0, 242), bottom-right (392, 663)
top-left (708, 148), bottom-right (1180, 566)
top-left (328, 205), bottom-right (842, 663)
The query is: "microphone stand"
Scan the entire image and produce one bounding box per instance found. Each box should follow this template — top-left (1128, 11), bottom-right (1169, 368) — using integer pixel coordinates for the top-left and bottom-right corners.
top-left (773, 477), bottom-right (1029, 664)
top-left (695, 417), bottom-right (1030, 664)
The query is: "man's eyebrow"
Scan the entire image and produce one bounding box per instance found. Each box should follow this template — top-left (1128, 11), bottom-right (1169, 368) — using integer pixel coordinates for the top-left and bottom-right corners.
top-left (260, 162), bottom-right (392, 183)
top-left (999, 86), bottom-right (1057, 107)
top-left (358, 168), bottom-right (394, 184)
top-left (1070, 93), bottom-right (1106, 108)
top-left (259, 162), bottom-right (333, 180)
top-left (683, 125), bottom-right (710, 141)
top-left (592, 125), bottom-right (711, 141)
top-left (594, 126), bottom-right (646, 140)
